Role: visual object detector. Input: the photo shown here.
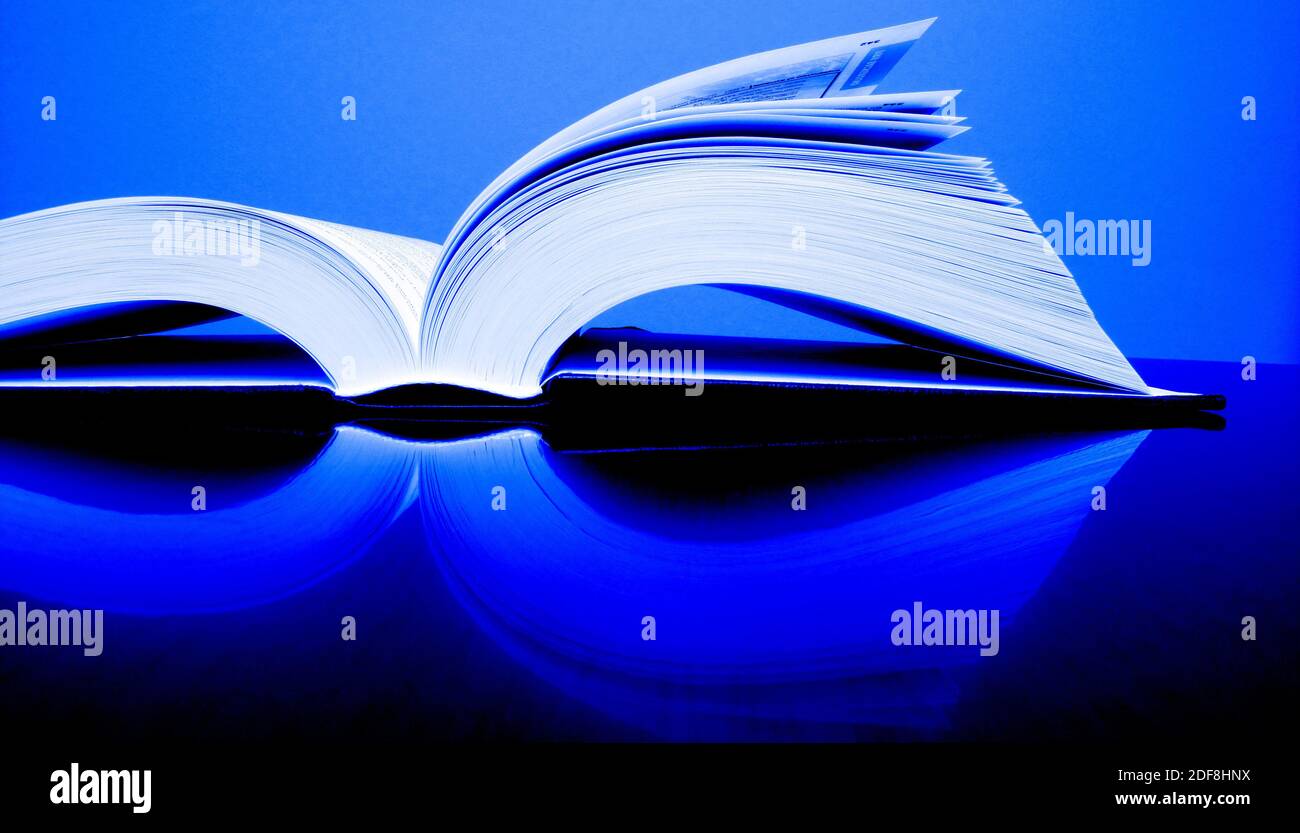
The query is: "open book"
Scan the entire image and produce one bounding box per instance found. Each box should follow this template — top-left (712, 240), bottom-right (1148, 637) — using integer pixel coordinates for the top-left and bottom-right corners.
top-left (0, 19), bottom-right (1218, 408)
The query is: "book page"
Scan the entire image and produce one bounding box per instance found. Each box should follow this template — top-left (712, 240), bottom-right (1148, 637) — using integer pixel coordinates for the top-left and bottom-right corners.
top-left (429, 19), bottom-right (940, 325)
top-left (0, 197), bottom-right (429, 395)
top-left (537, 18), bottom-right (936, 157)
top-left (273, 214), bottom-right (440, 349)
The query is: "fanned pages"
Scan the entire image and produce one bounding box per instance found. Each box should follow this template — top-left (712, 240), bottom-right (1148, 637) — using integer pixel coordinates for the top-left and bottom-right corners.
top-left (0, 198), bottom-right (438, 393)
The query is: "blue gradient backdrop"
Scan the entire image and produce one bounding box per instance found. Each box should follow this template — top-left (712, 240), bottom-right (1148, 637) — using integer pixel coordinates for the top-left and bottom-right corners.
top-left (1, 0), bottom-right (1296, 363)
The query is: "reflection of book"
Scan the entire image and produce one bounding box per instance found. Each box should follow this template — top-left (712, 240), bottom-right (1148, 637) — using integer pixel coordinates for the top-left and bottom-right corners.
top-left (0, 426), bottom-right (419, 613)
top-left (0, 19), bottom-right (1218, 408)
top-left (0, 423), bottom-right (1146, 733)
top-left (419, 430), bottom-right (1147, 675)
top-left (419, 429), bottom-right (1146, 735)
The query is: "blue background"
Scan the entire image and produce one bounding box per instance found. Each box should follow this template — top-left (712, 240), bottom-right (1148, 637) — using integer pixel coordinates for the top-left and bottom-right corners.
top-left (2, 0), bottom-right (1296, 363)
